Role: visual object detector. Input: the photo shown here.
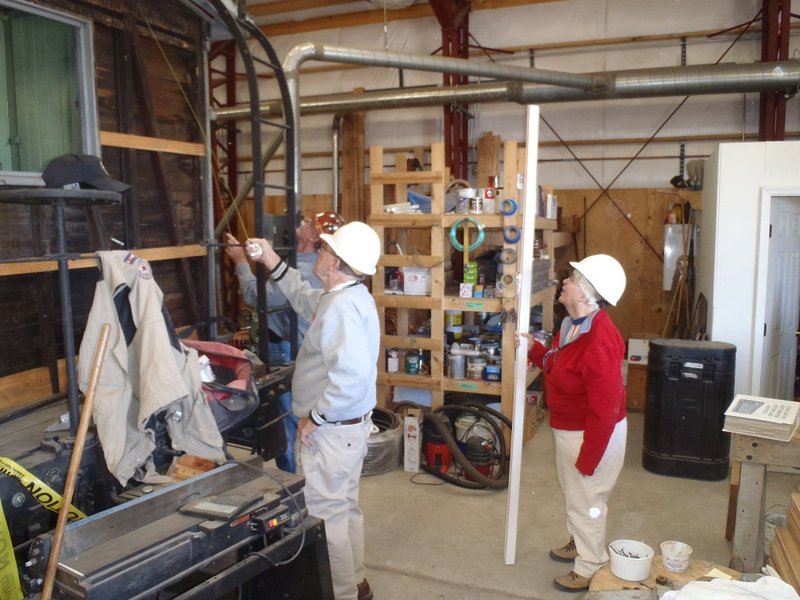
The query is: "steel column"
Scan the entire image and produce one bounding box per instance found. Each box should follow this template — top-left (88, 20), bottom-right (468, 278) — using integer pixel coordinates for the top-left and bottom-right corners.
top-left (759, 0), bottom-right (791, 140)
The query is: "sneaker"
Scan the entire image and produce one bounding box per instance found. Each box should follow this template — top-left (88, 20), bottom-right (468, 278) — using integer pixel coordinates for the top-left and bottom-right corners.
top-left (357, 578), bottom-right (374, 600)
top-left (549, 536), bottom-right (578, 562)
top-left (553, 571), bottom-right (591, 592)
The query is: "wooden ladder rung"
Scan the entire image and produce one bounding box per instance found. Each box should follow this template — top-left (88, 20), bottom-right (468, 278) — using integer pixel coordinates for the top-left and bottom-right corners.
top-left (371, 171), bottom-right (444, 185)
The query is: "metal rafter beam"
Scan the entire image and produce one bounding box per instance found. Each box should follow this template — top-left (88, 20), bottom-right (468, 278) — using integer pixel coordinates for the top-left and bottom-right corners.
top-left (431, 0), bottom-right (472, 180)
top-left (759, 0), bottom-right (791, 140)
top-left (253, 0), bottom-right (561, 36)
top-left (429, 0), bottom-right (471, 29)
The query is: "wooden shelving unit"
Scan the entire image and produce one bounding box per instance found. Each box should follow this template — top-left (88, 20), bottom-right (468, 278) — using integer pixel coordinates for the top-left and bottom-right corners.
top-left (368, 140), bottom-right (556, 438)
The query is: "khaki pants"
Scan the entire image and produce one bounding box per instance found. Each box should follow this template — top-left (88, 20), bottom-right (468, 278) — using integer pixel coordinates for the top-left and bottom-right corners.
top-left (299, 419), bottom-right (371, 600)
top-left (553, 418), bottom-right (627, 578)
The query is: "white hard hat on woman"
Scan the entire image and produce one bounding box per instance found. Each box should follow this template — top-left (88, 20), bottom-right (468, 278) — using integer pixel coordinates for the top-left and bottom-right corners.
top-left (569, 254), bottom-right (626, 306)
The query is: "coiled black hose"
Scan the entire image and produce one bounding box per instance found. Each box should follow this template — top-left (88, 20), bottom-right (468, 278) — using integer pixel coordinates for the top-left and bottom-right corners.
top-left (371, 406), bottom-right (400, 432)
top-left (421, 403), bottom-right (510, 489)
top-left (362, 407), bottom-right (402, 476)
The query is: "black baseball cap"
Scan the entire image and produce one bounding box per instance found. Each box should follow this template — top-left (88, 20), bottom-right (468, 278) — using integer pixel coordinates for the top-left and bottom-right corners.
top-left (42, 153), bottom-right (130, 192)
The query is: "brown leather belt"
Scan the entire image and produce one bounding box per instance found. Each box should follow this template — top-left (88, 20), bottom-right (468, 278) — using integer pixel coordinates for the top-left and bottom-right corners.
top-left (329, 413), bottom-right (369, 426)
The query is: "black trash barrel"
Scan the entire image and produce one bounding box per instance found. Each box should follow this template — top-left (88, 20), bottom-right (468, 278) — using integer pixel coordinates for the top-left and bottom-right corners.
top-left (642, 339), bottom-right (736, 481)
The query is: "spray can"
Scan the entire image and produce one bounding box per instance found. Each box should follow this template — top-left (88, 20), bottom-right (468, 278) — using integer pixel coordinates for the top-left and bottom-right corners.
top-left (198, 355), bottom-right (215, 382)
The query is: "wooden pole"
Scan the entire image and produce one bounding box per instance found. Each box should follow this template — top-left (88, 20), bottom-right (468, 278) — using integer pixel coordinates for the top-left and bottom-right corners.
top-left (40, 323), bottom-right (111, 600)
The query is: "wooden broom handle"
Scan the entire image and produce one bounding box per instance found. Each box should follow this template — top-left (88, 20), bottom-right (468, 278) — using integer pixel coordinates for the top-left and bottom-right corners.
top-left (41, 323), bottom-right (111, 600)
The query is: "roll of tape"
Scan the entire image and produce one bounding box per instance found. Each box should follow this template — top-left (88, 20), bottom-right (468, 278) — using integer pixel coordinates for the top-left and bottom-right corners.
top-left (499, 198), bottom-right (518, 216)
top-left (501, 273), bottom-right (516, 298)
top-left (503, 225), bottom-right (521, 244)
top-left (499, 248), bottom-right (518, 264)
top-left (448, 217), bottom-right (485, 253)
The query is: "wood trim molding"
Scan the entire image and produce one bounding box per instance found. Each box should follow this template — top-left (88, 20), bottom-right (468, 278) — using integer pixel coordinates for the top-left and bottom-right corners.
top-left (0, 245), bottom-right (207, 277)
top-left (99, 131), bottom-right (206, 156)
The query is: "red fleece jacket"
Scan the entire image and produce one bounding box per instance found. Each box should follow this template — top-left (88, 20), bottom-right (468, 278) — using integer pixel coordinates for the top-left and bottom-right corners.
top-left (528, 310), bottom-right (626, 476)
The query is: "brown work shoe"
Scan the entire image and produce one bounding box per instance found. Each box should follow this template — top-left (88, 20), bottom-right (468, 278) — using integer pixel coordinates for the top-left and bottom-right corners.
top-left (553, 571), bottom-right (591, 592)
top-left (357, 578), bottom-right (374, 600)
top-left (549, 536), bottom-right (578, 562)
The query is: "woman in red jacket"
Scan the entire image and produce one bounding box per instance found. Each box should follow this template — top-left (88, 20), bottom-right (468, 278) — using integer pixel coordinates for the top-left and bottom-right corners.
top-left (519, 254), bottom-right (627, 593)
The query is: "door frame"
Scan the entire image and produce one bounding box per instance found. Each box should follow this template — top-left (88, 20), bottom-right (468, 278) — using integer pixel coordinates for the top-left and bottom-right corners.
top-left (751, 187), bottom-right (800, 396)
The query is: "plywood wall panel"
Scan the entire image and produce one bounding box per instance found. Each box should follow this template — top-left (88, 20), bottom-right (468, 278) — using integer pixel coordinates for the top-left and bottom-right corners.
top-left (555, 188), bottom-right (701, 341)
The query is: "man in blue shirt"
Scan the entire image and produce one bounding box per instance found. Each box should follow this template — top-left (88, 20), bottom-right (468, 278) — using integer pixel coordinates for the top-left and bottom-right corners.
top-left (224, 211), bottom-right (344, 472)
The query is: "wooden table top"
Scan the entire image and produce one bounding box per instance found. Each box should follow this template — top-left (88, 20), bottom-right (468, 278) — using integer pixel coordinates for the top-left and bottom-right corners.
top-left (590, 555), bottom-right (741, 592)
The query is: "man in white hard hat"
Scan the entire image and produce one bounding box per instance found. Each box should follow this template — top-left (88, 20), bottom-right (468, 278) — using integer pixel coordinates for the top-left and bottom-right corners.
top-left (224, 212), bottom-right (346, 472)
top-left (519, 254), bottom-right (627, 593)
top-left (247, 220), bottom-right (380, 600)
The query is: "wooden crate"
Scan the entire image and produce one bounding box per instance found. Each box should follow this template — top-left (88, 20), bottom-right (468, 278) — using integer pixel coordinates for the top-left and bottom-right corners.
top-left (626, 363), bottom-right (648, 411)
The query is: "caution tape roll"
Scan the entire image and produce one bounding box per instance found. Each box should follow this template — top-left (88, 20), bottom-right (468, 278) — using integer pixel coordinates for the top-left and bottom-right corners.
top-left (0, 499), bottom-right (23, 600)
top-left (0, 456), bottom-right (86, 521)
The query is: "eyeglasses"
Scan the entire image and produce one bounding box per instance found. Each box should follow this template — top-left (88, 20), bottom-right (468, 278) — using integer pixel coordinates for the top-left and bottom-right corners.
top-left (314, 240), bottom-right (335, 256)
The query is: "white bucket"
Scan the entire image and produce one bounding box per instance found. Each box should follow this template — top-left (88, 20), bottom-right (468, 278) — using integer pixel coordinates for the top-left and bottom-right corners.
top-left (608, 539), bottom-right (654, 582)
top-left (660, 540), bottom-right (692, 573)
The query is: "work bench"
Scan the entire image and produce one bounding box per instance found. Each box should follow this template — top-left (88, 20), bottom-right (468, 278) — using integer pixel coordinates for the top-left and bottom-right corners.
top-left (729, 429), bottom-right (800, 572)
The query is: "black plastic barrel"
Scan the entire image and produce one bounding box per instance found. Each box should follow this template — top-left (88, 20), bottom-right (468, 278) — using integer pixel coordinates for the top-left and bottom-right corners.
top-left (642, 339), bottom-right (736, 481)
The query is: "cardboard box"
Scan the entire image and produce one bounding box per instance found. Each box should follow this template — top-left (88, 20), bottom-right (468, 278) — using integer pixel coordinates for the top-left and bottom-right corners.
top-left (403, 408), bottom-right (423, 472)
top-left (626, 362), bottom-right (648, 411)
top-left (524, 391), bottom-right (546, 442)
top-left (402, 267), bottom-right (431, 296)
top-left (627, 332), bottom-right (659, 365)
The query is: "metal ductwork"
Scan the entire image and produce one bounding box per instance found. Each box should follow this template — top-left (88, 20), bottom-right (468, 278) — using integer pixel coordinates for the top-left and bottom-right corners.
top-left (281, 43), bottom-right (599, 200)
top-left (215, 61), bottom-right (800, 121)
top-left (508, 61), bottom-right (800, 103)
top-left (212, 41), bottom-right (800, 202)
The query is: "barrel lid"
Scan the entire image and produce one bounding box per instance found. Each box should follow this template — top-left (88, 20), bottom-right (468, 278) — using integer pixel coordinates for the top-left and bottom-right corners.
top-left (650, 338), bottom-right (736, 351)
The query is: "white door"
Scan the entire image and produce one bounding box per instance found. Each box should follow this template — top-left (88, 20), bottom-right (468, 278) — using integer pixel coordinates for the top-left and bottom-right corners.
top-left (761, 196), bottom-right (800, 399)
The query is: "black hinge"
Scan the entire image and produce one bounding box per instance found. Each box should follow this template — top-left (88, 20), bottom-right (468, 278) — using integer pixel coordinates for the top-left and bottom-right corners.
top-left (769, 224), bottom-right (773, 238)
top-left (764, 323), bottom-right (767, 336)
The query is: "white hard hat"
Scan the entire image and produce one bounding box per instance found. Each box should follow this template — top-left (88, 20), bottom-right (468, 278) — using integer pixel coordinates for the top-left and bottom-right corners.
top-left (569, 254), bottom-right (626, 306)
top-left (320, 221), bottom-right (380, 275)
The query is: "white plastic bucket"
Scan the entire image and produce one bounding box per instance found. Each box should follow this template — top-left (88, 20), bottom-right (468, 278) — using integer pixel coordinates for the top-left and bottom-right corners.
top-left (660, 540), bottom-right (692, 573)
top-left (608, 540), bottom-right (654, 582)
top-left (454, 415), bottom-right (493, 450)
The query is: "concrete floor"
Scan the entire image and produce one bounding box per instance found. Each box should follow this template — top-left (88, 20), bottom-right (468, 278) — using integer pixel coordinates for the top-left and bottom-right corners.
top-left (358, 412), bottom-right (799, 600)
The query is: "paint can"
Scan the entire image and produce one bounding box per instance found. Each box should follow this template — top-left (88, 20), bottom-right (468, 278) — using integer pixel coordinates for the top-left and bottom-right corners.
top-left (469, 196), bottom-right (483, 214)
top-left (448, 354), bottom-right (466, 379)
top-left (480, 187), bottom-right (496, 213)
top-left (386, 348), bottom-right (399, 373)
top-left (456, 188), bottom-right (475, 214)
top-left (466, 357), bottom-right (486, 380)
top-left (483, 362), bottom-right (502, 382)
top-left (405, 351), bottom-right (421, 375)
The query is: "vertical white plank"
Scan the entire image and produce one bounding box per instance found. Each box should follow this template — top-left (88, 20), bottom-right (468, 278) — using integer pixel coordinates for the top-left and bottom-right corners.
top-left (504, 105), bottom-right (540, 564)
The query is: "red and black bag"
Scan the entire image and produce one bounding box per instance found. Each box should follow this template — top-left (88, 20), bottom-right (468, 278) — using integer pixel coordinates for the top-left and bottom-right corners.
top-left (183, 339), bottom-right (259, 433)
